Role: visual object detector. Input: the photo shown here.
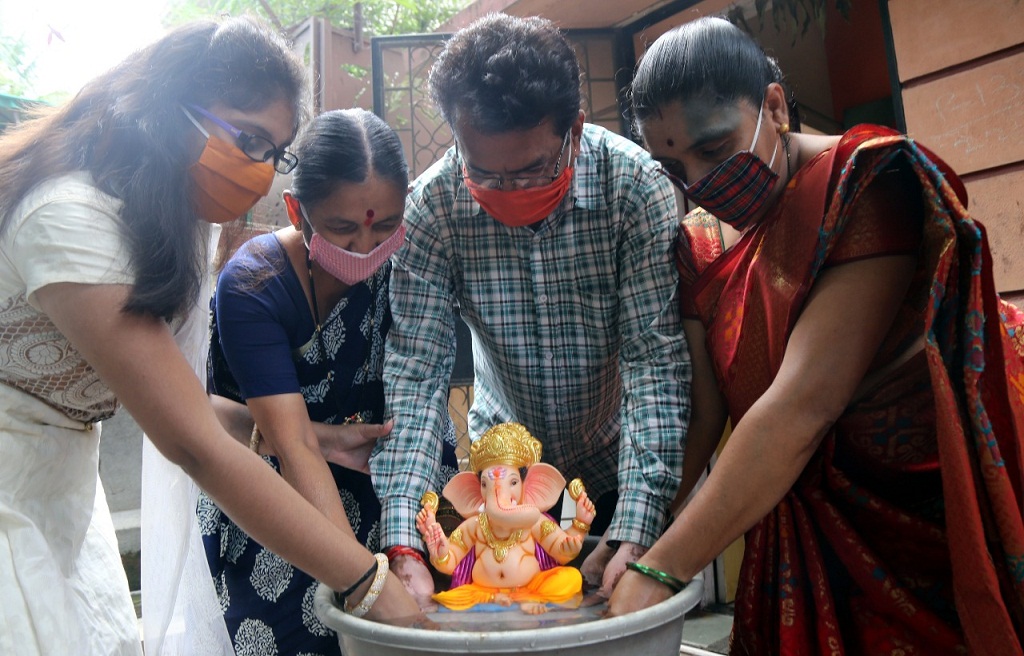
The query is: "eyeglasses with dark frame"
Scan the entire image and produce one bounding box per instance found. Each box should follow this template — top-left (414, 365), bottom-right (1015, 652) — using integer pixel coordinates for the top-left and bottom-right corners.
top-left (456, 130), bottom-right (572, 191)
top-left (185, 104), bottom-right (298, 175)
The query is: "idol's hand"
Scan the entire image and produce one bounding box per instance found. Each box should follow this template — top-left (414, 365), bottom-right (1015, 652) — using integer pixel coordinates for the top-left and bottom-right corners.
top-left (574, 490), bottom-right (596, 526)
top-left (415, 509), bottom-right (449, 561)
top-left (558, 531), bottom-right (585, 557)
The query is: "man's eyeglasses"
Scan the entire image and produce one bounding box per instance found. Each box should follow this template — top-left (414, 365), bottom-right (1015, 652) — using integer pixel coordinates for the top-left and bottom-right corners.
top-left (185, 104), bottom-right (298, 174)
top-left (457, 130), bottom-right (572, 191)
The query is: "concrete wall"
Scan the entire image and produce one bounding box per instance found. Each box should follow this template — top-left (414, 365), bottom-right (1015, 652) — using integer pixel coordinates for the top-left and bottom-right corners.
top-left (888, 0), bottom-right (1024, 295)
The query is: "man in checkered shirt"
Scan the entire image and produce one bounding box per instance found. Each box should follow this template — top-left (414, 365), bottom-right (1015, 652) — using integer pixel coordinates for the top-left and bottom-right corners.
top-left (372, 13), bottom-right (692, 603)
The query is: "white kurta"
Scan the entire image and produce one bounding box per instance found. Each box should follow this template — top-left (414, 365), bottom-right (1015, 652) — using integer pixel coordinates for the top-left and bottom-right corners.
top-left (0, 172), bottom-right (142, 655)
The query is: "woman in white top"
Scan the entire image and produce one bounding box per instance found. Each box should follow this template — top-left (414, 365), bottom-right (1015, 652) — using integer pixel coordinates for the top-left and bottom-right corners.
top-left (0, 16), bottom-right (418, 655)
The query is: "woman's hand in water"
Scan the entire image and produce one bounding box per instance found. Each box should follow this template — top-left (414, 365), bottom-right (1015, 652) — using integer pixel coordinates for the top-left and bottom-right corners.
top-left (313, 419), bottom-right (392, 473)
top-left (605, 564), bottom-right (674, 617)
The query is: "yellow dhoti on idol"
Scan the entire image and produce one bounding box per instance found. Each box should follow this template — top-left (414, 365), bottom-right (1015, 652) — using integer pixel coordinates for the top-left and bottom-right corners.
top-left (433, 566), bottom-right (583, 611)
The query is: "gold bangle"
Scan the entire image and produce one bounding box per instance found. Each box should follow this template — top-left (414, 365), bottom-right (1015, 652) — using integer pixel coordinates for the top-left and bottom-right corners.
top-left (434, 550), bottom-right (451, 565)
top-left (249, 424), bottom-right (262, 452)
top-left (571, 518), bottom-right (591, 533)
top-left (345, 553), bottom-right (389, 617)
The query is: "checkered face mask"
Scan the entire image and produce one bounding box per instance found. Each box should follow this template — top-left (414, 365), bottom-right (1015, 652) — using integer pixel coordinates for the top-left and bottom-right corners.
top-left (663, 101), bottom-right (779, 230)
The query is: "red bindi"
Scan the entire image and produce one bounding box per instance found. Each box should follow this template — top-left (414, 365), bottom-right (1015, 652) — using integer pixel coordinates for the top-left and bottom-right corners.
top-left (363, 209), bottom-right (374, 227)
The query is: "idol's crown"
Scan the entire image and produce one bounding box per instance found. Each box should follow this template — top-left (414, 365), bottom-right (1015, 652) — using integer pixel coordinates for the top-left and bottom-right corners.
top-left (469, 422), bottom-right (542, 472)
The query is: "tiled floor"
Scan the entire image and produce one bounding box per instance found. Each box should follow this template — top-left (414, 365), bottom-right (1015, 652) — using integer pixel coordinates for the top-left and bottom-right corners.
top-left (680, 604), bottom-right (733, 655)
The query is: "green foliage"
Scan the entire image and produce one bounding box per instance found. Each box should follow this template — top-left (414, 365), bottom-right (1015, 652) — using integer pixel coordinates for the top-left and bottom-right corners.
top-left (164, 0), bottom-right (470, 36)
top-left (0, 34), bottom-right (36, 97)
top-left (726, 0), bottom-right (852, 42)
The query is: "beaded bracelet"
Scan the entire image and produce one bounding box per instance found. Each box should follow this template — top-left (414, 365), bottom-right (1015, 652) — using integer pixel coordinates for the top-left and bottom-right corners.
top-left (345, 553), bottom-right (390, 618)
top-left (333, 558), bottom-right (378, 608)
top-left (625, 561), bottom-right (688, 594)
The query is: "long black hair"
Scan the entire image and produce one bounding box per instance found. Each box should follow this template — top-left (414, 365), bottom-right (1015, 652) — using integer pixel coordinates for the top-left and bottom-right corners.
top-left (0, 16), bottom-right (308, 321)
top-left (631, 17), bottom-right (797, 133)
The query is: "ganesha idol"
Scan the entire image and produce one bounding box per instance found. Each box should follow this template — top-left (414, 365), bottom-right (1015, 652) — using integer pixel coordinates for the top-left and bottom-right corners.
top-left (416, 422), bottom-right (597, 614)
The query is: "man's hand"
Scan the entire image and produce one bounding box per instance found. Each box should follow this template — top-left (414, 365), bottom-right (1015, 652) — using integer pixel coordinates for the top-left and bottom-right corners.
top-left (600, 541), bottom-right (648, 596)
top-left (582, 538), bottom-right (649, 597)
top-left (580, 531), bottom-right (614, 588)
top-left (389, 553), bottom-right (436, 609)
top-left (313, 419), bottom-right (392, 472)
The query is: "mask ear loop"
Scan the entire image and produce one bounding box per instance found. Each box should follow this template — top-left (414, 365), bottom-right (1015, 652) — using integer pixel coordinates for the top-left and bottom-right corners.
top-left (750, 97), bottom-right (780, 172)
top-left (748, 99), bottom-right (766, 154)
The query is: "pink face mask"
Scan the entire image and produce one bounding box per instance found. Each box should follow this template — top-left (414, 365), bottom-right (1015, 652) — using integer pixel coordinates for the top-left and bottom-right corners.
top-left (309, 226), bottom-right (405, 285)
top-left (298, 203), bottom-right (406, 285)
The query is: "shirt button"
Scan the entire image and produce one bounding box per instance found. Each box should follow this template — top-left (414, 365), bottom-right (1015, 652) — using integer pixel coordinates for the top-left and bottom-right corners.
top-left (538, 294), bottom-right (548, 304)
top-left (544, 351), bottom-right (553, 361)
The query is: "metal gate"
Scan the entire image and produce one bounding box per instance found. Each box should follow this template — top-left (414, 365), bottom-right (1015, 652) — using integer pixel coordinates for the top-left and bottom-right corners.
top-left (370, 29), bottom-right (634, 179)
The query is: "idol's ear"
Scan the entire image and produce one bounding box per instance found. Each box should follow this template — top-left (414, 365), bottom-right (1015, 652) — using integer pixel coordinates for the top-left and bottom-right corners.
top-left (522, 463), bottom-right (566, 513)
top-left (282, 190), bottom-right (302, 231)
top-left (443, 472), bottom-right (484, 518)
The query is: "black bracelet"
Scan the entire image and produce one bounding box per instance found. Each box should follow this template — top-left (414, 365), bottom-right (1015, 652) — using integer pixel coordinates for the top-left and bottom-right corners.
top-left (334, 560), bottom-right (378, 607)
top-left (625, 561), bottom-right (688, 594)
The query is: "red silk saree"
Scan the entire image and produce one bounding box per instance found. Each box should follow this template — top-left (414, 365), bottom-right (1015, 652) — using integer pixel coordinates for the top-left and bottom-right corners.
top-left (677, 125), bottom-right (1024, 655)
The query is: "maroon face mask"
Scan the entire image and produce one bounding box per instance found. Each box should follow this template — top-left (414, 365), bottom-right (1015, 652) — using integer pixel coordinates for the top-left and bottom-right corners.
top-left (660, 102), bottom-right (779, 231)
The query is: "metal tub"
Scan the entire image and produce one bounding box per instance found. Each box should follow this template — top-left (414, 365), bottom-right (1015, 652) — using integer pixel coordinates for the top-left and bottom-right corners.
top-left (314, 575), bottom-right (703, 656)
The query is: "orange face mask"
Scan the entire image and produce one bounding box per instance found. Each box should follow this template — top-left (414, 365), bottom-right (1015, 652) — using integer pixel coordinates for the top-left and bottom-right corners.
top-left (189, 134), bottom-right (276, 224)
top-left (464, 165), bottom-right (574, 228)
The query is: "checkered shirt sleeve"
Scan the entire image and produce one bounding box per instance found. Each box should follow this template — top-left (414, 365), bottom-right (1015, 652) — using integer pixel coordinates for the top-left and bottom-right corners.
top-left (374, 124), bottom-right (691, 551)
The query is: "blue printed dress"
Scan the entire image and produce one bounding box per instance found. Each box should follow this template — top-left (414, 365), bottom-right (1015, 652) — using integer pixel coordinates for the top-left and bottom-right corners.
top-left (198, 233), bottom-right (457, 656)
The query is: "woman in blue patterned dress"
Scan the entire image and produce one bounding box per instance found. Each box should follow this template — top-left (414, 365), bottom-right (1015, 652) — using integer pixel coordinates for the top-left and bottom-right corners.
top-left (199, 108), bottom-right (458, 655)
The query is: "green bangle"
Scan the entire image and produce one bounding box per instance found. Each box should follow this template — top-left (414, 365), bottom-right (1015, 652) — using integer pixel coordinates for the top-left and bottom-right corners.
top-left (625, 561), bottom-right (688, 594)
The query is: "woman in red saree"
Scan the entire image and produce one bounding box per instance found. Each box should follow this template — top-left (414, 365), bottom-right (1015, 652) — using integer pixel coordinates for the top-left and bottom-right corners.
top-left (607, 17), bottom-right (1024, 655)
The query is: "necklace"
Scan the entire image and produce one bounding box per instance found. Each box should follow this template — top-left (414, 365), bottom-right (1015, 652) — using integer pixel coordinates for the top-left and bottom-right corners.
top-left (306, 252), bottom-right (377, 425)
top-left (477, 512), bottom-right (524, 563)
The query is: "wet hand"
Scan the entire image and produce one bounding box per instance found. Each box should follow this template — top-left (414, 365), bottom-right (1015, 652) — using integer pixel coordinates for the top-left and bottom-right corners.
top-left (600, 541), bottom-right (648, 597)
top-left (390, 554), bottom-right (436, 610)
top-left (580, 531), bottom-right (614, 589)
top-left (605, 566), bottom-right (673, 617)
